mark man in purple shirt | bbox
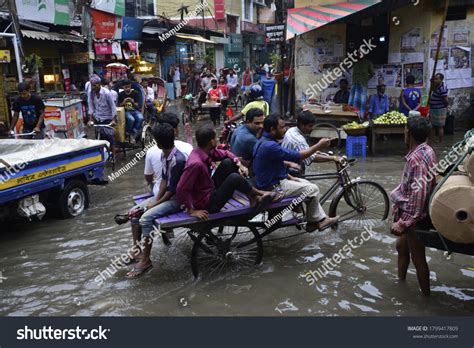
[176,125,276,220]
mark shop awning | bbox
[286,0,381,40]
[21,30,84,43]
[176,33,215,44]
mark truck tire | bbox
[59,180,89,219]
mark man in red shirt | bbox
[390,116,437,296]
[207,79,223,126]
[176,125,277,220]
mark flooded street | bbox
[1,119,473,317]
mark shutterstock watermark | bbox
[304,226,375,286]
[264,186,314,229]
[94,225,162,286]
[304,38,377,100]
[410,143,464,192]
[159,1,209,42]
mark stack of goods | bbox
[373,111,407,125]
[430,134,474,244]
[342,121,369,136]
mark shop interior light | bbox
[379,36,386,42]
[190,56,194,61]
[44,74,55,84]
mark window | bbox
[243,0,252,21]
[446,6,467,20]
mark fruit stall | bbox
[370,111,407,155]
[341,111,408,155]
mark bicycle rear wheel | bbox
[329,180,389,229]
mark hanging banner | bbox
[142,51,157,64]
[121,17,144,40]
[91,9,122,39]
[90,0,125,16]
[15,0,70,25]
[127,41,138,53]
[111,42,123,59]
[94,43,113,55]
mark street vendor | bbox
[9,82,45,139]
[333,79,350,104]
[368,84,389,120]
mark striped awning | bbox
[21,30,84,43]
[286,0,381,40]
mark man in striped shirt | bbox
[429,73,449,143]
[390,116,437,296]
[281,110,341,174]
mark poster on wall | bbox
[430,25,448,47]
[430,48,449,69]
[429,46,472,89]
[403,63,424,87]
[401,28,421,51]
[453,29,470,45]
[451,46,470,69]
[15,0,70,25]
[90,0,125,16]
[368,64,402,88]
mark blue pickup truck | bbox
[0,138,108,221]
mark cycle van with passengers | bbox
[0,138,109,222]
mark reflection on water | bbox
[0,133,473,316]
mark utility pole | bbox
[82,3,94,75]
[6,0,24,81]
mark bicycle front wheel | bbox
[329,180,389,229]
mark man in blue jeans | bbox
[127,123,186,279]
[118,79,143,144]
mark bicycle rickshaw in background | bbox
[141,76,169,145]
[132,155,389,278]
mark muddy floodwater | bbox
[1,122,473,316]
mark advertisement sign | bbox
[214,0,224,20]
[266,24,285,43]
[229,34,243,52]
[91,9,122,39]
[94,43,113,55]
[62,68,71,92]
[15,0,70,25]
[63,52,90,65]
[90,0,125,16]
[142,51,157,64]
[121,17,144,40]
[0,50,11,63]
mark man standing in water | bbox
[390,116,436,296]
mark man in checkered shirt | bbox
[390,116,437,296]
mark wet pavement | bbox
[0,110,473,316]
